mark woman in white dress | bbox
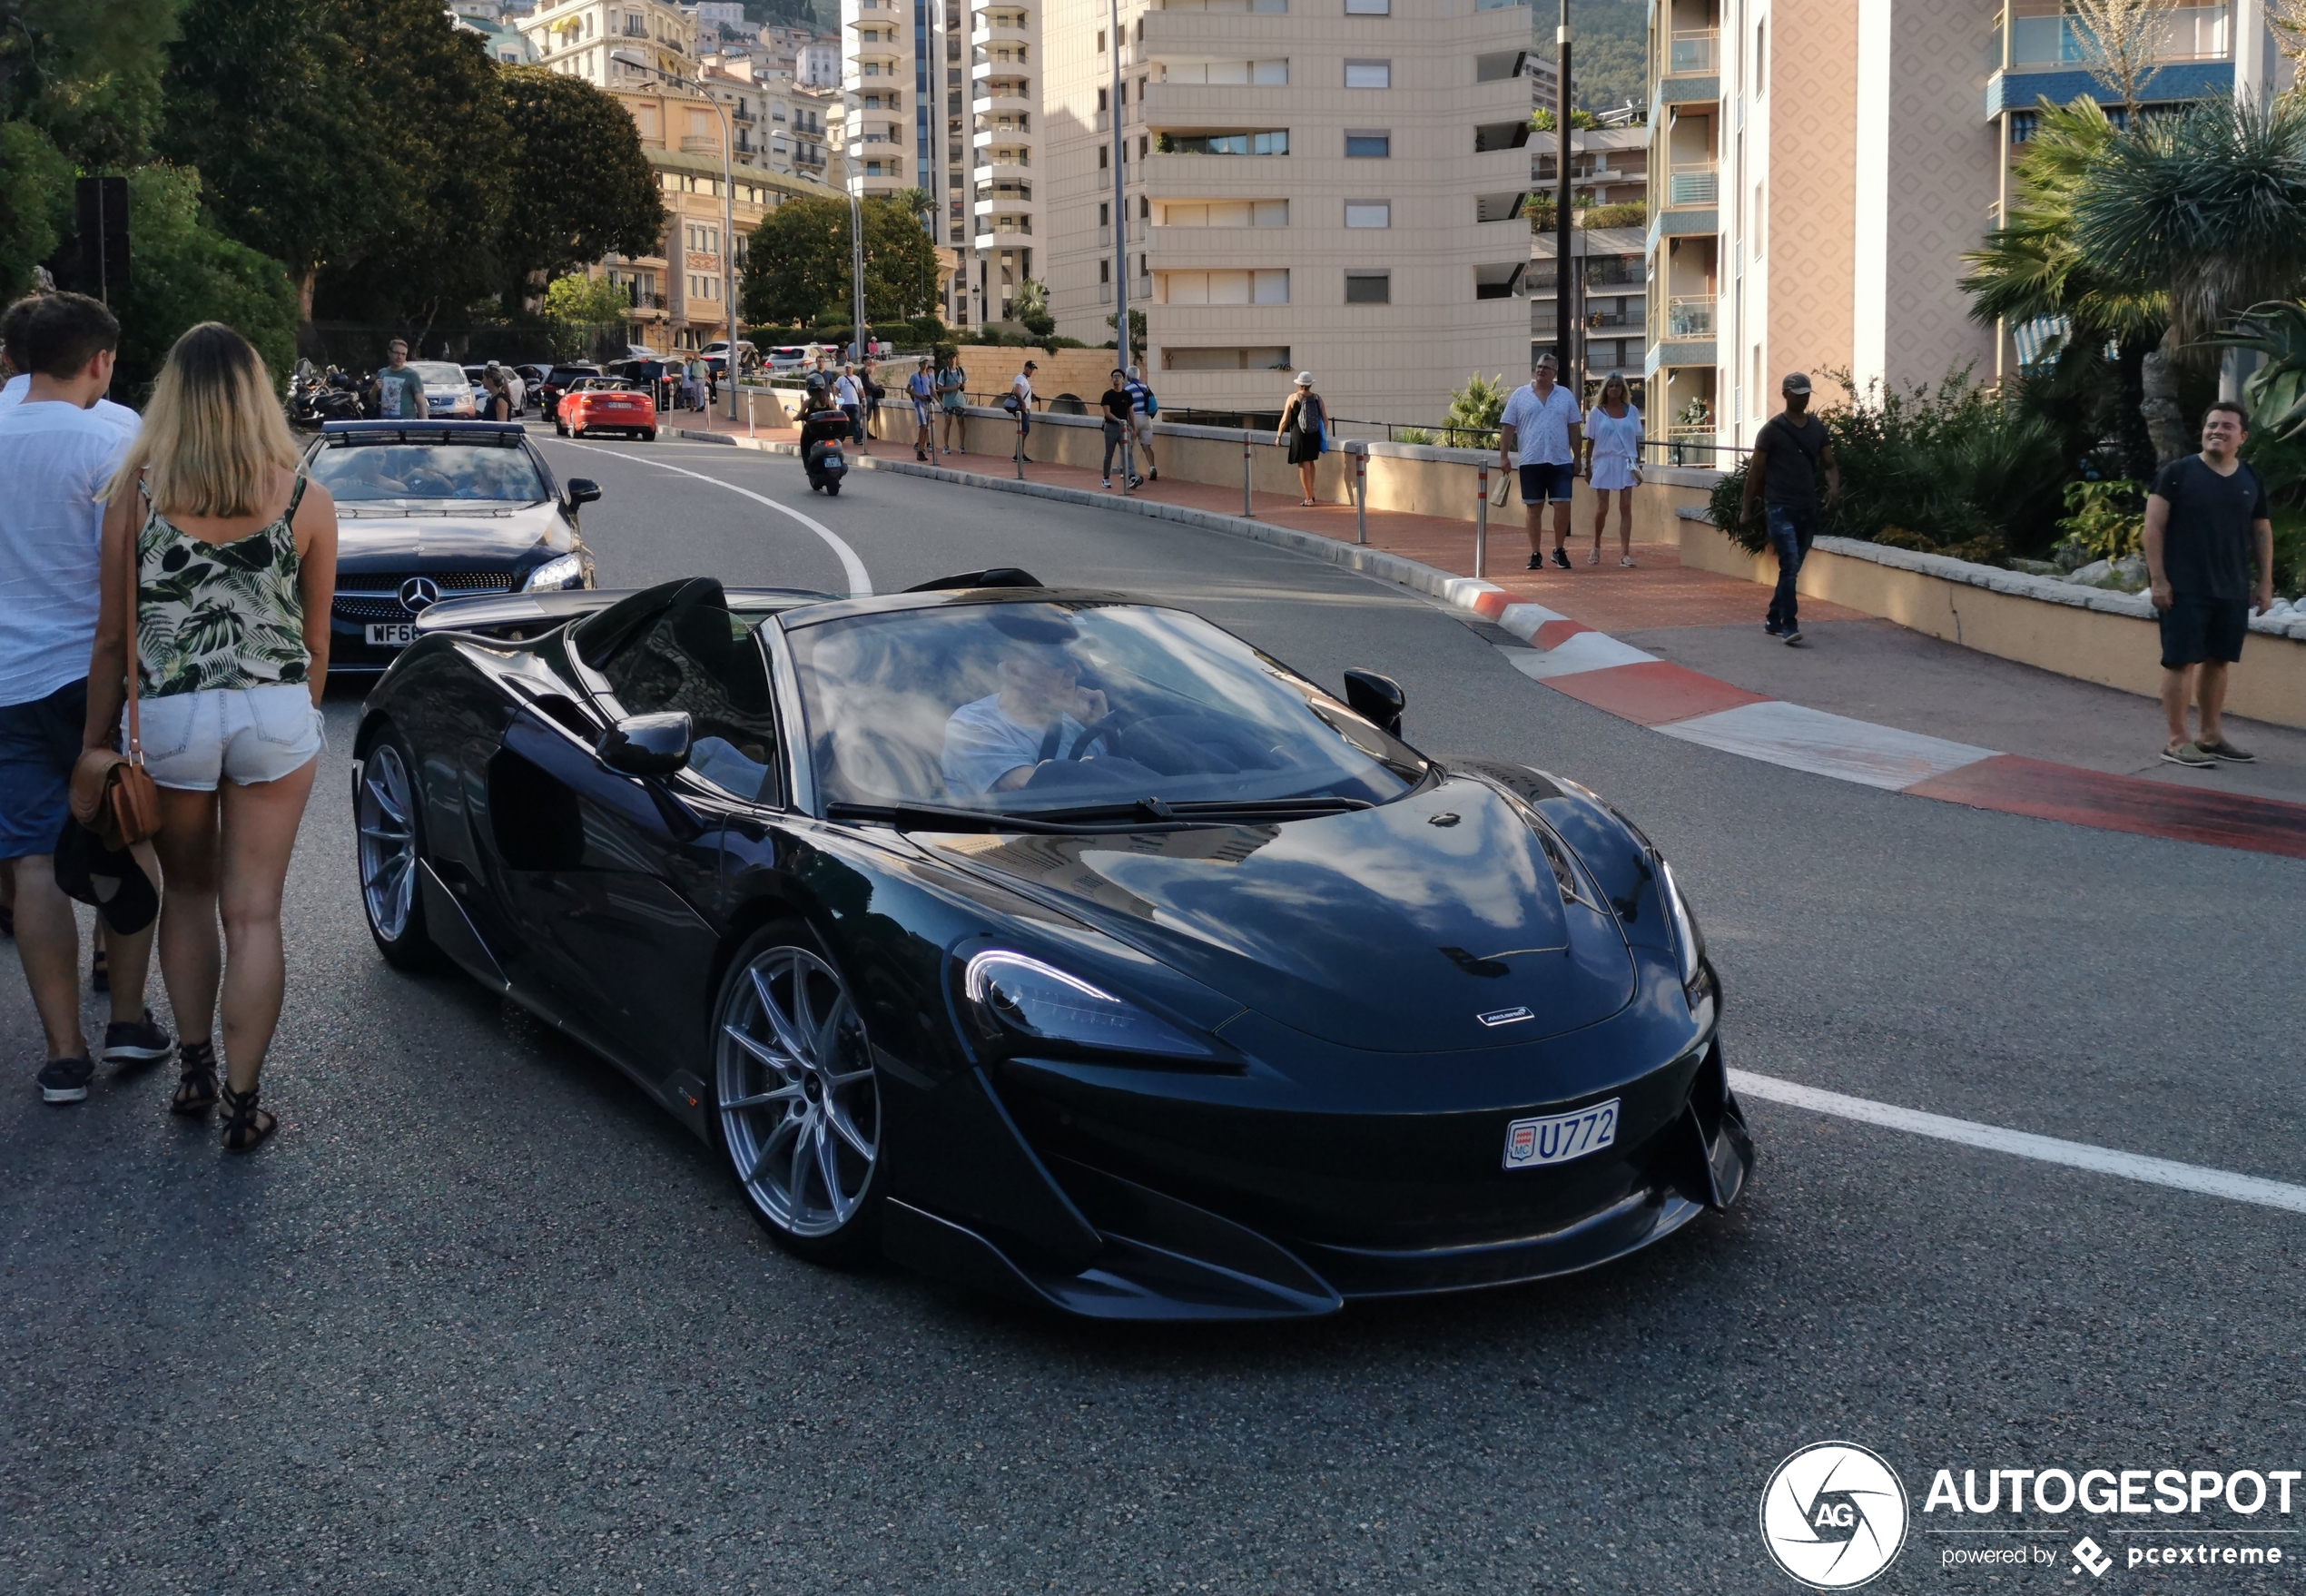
[1582,374,1643,567]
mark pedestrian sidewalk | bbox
[673,414,2306,857]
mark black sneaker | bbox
[1764,622,1784,636]
[39,1056,94,1104]
[1551,547,1572,569]
[1782,629,1806,647]
[103,1015,172,1067]
[1526,552,1545,570]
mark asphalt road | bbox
[5,427,2302,1594]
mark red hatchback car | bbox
[555,379,657,441]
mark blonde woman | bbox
[1582,372,1643,567]
[82,323,339,1152]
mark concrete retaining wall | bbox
[1678,511,2306,730]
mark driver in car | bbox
[330,448,415,498]
[941,627,1109,795]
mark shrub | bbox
[113,165,299,400]
[1396,428,1436,445]
[1708,368,2068,564]
[1582,202,1647,229]
[1444,371,1507,449]
[2054,479,2146,563]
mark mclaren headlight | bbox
[524,552,586,591]
[961,950,1214,1059]
[1657,858,1714,1010]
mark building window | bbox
[1164,345,1292,370]
[1344,200,1390,228]
[1159,200,1287,226]
[1344,130,1390,158]
[1344,270,1390,304]
[2009,109,2038,143]
[1158,131,1289,155]
[1344,60,1391,88]
[1345,0,1390,12]
[1158,269,1289,304]
[1162,60,1287,84]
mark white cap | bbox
[1295,370,1315,387]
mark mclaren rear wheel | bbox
[357,727,441,970]
[713,925,882,1262]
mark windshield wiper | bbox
[823,801,1083,834]
[1020,795,1377,824]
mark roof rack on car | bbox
[317,421,528,442]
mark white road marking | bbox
[552,438,872,596]
[1657,700,1996,790]
[1730,1069,2306,1217]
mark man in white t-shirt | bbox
[0,295,138,443]
[0,292,165,1106]
[941,633,1109,795]
[1010,360,1037,458]
[1498,353,1584,571]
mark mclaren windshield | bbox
[789,600,1427,822]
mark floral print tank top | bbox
[135,476,310,697]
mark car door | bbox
[495,589,782,1094]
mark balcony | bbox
[1473,120,1531,154]
[2005,4,2226,69]
[1665,294,1715,337]
[1664,161,1717,206]
[1985,4,2233,118]
[1667,28,1717,74]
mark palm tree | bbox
[1961,97,2167,473]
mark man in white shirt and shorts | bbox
[941,622,1109,796]
[1498,353,1584,570]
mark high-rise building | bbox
[1034,0,1537,425]
[1645,0,2280,459]
[1528,119,1649,398]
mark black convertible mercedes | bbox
[351,570,1750,1319]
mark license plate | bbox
[365,623,418,646]
[1503,1098,1619,1170]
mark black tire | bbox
[711,923,883,1264]
[555,419,567,437]
[639,429,655,441]
[356,724,443,970]
[824,481,841,497]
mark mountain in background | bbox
[1567,0,1645,115]
[742,0,841,34]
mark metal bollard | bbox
[746,390,756,439]
[1243,432,1253,517]
[1355,447,1368,546]
[1474,462,1489,581]
[1015,412,1027,480]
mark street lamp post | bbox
[612,49,740,421]
[1109,0,1130,491]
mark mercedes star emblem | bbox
[398,576,441,613]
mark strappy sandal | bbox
[172,1039,220,1116]
[219,1080,277,1154]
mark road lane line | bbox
[1730,1069,2306,1216]
[551,438,872,596]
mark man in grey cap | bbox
[1739,371,1838,645]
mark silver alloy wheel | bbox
[716,945,880,1237]
[358,743,418,941]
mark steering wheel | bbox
[1066,707,1140,760]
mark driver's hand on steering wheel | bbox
[1067,685,1110,724]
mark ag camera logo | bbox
[1760,1442,1910,1589]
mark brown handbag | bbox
[69,510,161,850]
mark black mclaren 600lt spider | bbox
[351,569,1751,1320]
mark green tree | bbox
[543,271,636,326]
[496,67,667,309]
[1566,0,1648,114]
[1444,371,1510,445]
[111,164,300,399]
[0,121,73,298]
[740,193,939,327]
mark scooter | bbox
[800,410,850,496]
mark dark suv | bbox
[537,363,602,421]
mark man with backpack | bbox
[1739,371,1839,647]
[1124,366,1159,481]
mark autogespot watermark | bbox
[1760,1449,2302,1585]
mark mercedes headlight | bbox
[1658,858,1713,1009]
[961,951,1213,1059]
[524,553,586,591]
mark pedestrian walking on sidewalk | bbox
[0,292,169,1107]
[84,322,340,1152]
[1100,369,1141,490]
[2145,399,2274,767]
[834,363,864,451]
[1125,366,1159,480]
[907,358,936,460]
[1739,372,1838,646]
[371,339,427,424]
[860,357,884,440]
[937,352,969,455]
[1499,354,1582,568]
[1009,362,1037,461]
[1276,372,1328,507]
[1583,374,1642,566]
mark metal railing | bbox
[1644,431,1747,469]
[1665,163,1718,206]
[2005,4,2229,69]
[1668,27,1719,74]
[1665,294,1716,338]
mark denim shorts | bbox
[0,677,86,861]
[129,684,324,791]
[1518,461,1576,503]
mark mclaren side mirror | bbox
[565,478,602,507]
[597,711,692,776]
[1342,669,1405,738]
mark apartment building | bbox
[522,0,823,348]
[1645,0,2281,458]
[1037,0,1539,425]
[1528,122,1650,393]
[698,63,844,183]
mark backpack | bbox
[1295,392,1323,435]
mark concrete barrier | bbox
[1678,509,2306,730]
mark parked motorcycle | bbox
[288,370,362,429]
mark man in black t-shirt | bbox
[2143,399,2274,767]
[1739,372,1839,646]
